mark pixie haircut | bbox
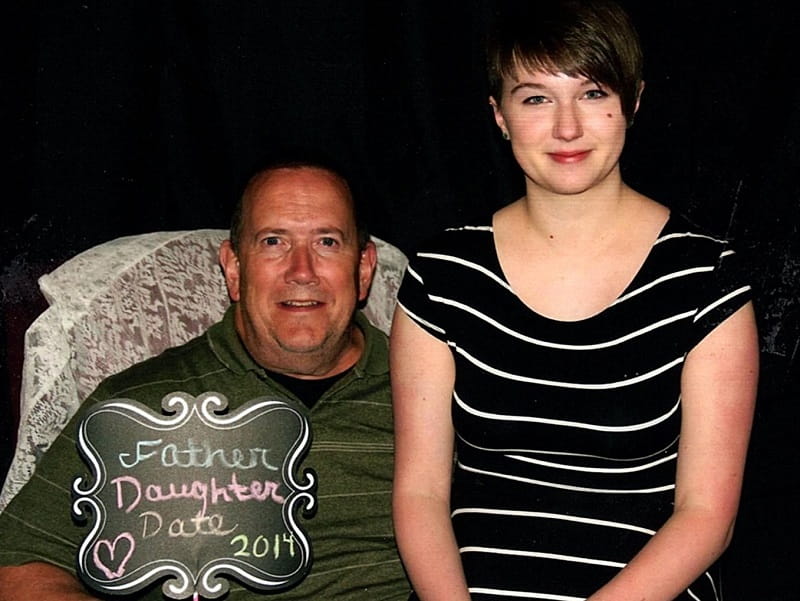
[229,155,370,253]
[487,0,643,125]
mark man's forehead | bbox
[244,167,356,232]
[254,165,345,188]
[251,167,349,201]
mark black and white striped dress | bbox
[397,213,751,601]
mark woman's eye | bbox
[585,89,609,100]
[522,95,547,105]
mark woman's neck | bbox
[511,179,645,253]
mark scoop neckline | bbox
[489,213,674,325]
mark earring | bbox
[502,131,510,140]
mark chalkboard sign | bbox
[72,392,316,599]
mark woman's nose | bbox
[553,102,583,141]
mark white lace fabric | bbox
[0,230,407,512]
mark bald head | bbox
[230,162,369,253]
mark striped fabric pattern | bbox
[397,214,751,601]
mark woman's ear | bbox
[634,80,645,114]
[489,96,509,139]
[627,81,645,127]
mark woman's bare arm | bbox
[588,302,759,601]
[390,308,471,601]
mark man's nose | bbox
[285,246,320,285]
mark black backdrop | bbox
[1,1,798,597]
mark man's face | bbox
[220,166,376,378]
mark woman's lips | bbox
[549,150,591,164]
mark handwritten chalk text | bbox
[118,438,280,471]
[230,533,297,559]
[111,473,286,516]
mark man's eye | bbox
[263,236,281,246]
[319,237,338,247]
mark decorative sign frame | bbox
[72,392,316,599]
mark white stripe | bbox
[457,433,680,463]
[451,508,656,535]
[454,390,681,432]
[506,452,677,474]
[612,266,713,305]
[417,252,514,292]
[396,300,446,334]
[655,231,727,245]
[693,286,751,322]
[461,546,625,569]
[429,295,694,350]
[468,587,584,600]
[453,346,685,390]
[457,461,676,494]
[700,569,720,601]
[445,225,493,232]
[405,263,424,285]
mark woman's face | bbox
[491,66,636,197]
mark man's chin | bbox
[274,332,333,356]
[277,340,327,355]
[272,337,356,379]
[240,317,359,372]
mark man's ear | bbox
[219,240,241,302]
[357,241,378,302]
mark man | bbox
[0,161,410,600]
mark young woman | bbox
[390,1,759,600]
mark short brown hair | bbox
[487,0,643,125]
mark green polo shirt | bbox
[0,308,409,600]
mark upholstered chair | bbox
[0,230,407,511]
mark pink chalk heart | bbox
[92,532,136,579]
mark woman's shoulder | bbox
[403,219,499,285]
[412,220,495,255]
[649,211,744,276]
[658,212,734,248]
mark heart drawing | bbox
[92,532,136,580]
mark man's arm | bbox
[0,563,98,601]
